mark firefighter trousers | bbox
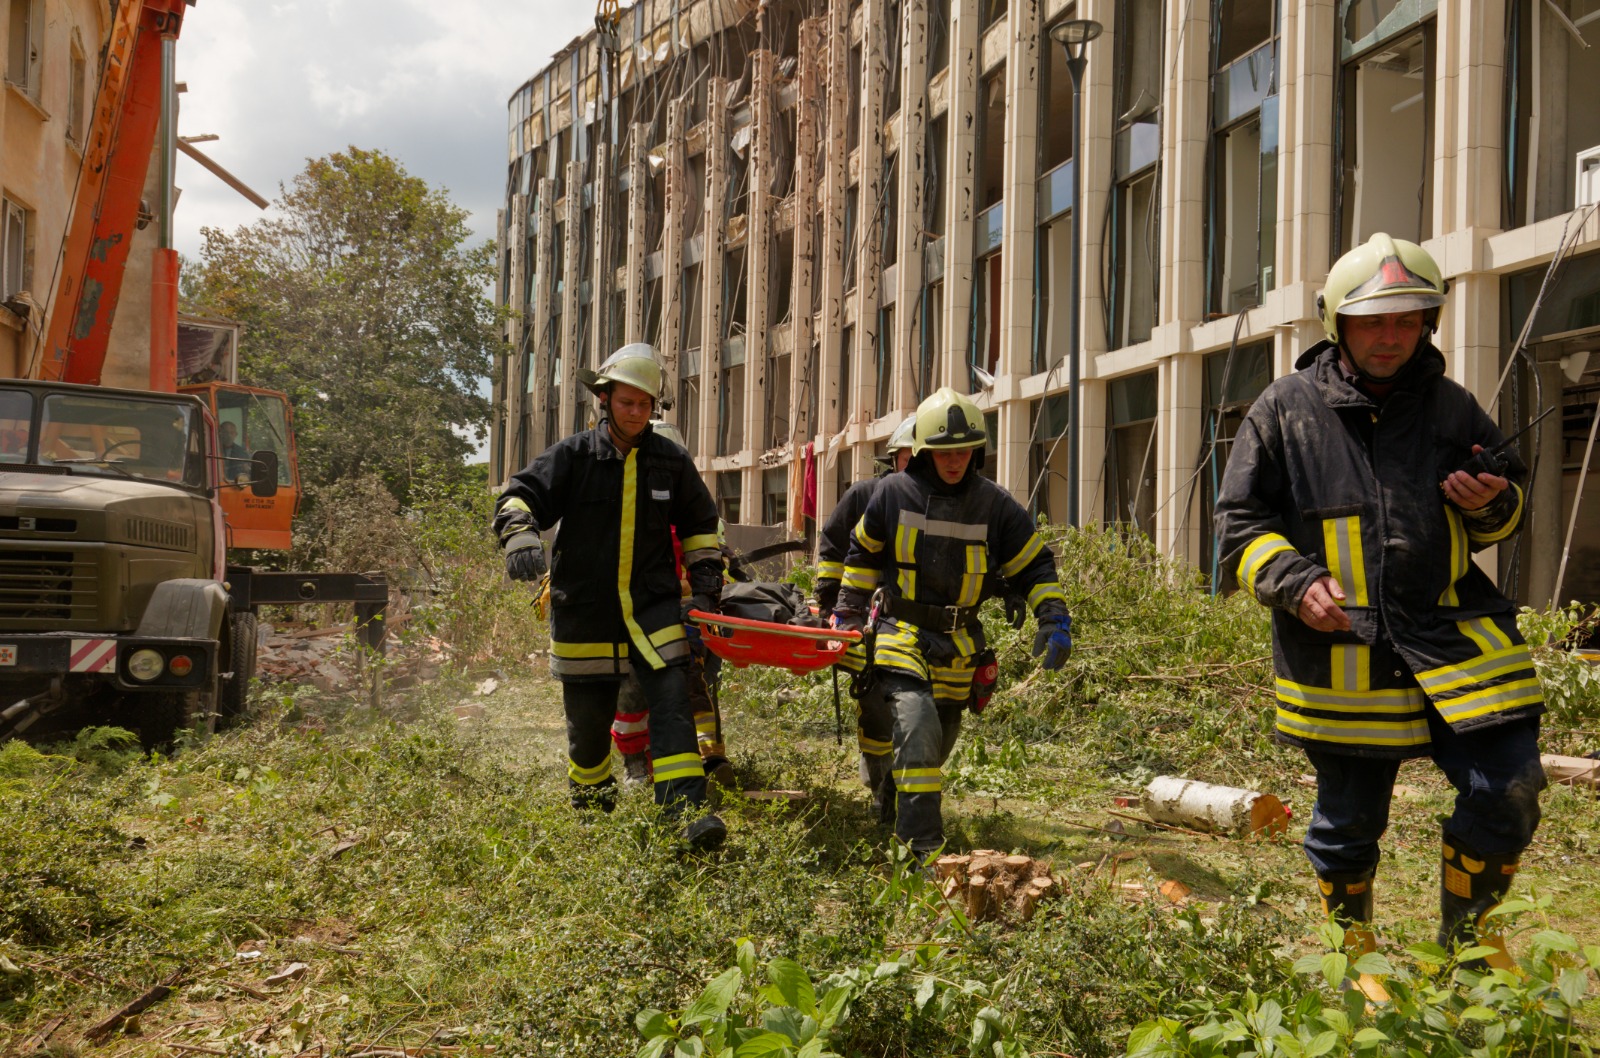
[562,651,708,813]
[1303,712,1544,877]
[877,670,967,857]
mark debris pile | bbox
[254,621,452,693]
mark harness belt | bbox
[880,594,984,635]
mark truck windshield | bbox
[0,390,31,463]
[215,387,293,486]
[36,394,204,487]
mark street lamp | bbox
[1048,18,1100,528]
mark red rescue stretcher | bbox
[687,609,860,675]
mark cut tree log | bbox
[966,875,991,921]
[1542,753,1600,789]
[1140,775,1289,837]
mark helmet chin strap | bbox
[1338,344,1393,385]
[600,395,650,448]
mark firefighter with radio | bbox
[493,344,729,849]
[834,387,1073,859]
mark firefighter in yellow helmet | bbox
[1216,234,1544,997]
[834,388,1072,859]
[493,345,729,849]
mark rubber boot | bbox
[1318,871,1389,1004]
[702,755,737,790]
[1439,832,1519,973]
[862,751,895,826]
[683,812,727,852]
[621,751,651,787]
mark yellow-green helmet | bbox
[582,343,665,401]
[912,387,986,454]
[1318,233,1447,344]
[886,414,916,453]
[650,419,686,448]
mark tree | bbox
[187,148,504,501]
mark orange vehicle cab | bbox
[179,382,301,551]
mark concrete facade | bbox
[494,0,1600,603]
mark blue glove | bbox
[504,531,547,581]
[1032,613,1073,671]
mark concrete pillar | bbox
[661,102,686,424]
[1156,352,1204,563]
[591,143,613,367]
[817,0,851,521]
[894,0,929,409]
[793,18,824,454]
[531,178,556,455]
[1075,0,1115,524]
[1526,353,1566,607]
[1283,0,1336,293]
[1161,0,1208,330]
[701,80,729,463]
[744,47,774,518]
[559,160,583,442]
[856,0,887,440]
[491,206,506,482]
[996,0,1040,495]
[940,0,979,392]
[625,122,648,345]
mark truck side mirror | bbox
[250,450,280,497]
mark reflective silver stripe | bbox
[899,510,988,541]
[1414,644,1534,696]
[551,655,630,676]
[682,547,721,567]
[1432,677,1545,723]
[1275,709,1431,747]
[1274,679,1426,714]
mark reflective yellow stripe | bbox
[1027,582,1067,610]
[619,450,665,670]
[956,544,986,607]
[853,519,884,553]
[836,640,868,672]
[897,568,918,597]
[1439,509,1468,606]
[1276,708,1432,747]
[568,757,613,784]
[874,625,929,680]
[551,640,628,658]
[695,718,719,735]
[500,496,532,514]
[894,524,919,564]
[681,533,719,553]
[893,767,942,792]
[1465,483,1524,545]
[652,752,705,783]
[552,656,632,676]
[1000,533,1044,578]
[1274,679,1427,714]
[1432,677,1544,723]
[951,627,977,657]
[858,733,893,755]
[1321,516,1369,606]
[1239,533,1295,599]
[1415,643,1535,696]
[1329,644,1371,693]
[649,624,686,646]
[816,560,845,580]
[842,565,881,590]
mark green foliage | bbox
[1126,904,1600,1057]
[186,147,504,504]
[46,726,143,776]
[1519,604,1600,727]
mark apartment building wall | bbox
[1,0,109,377]
[494,0,1600,603]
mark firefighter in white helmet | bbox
[493,344,728,849]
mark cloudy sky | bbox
[172,0,596,259]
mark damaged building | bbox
[490,0,1600,605]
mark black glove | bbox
[689,592,718,615]
[816,580,841,615]
[504,531,546,581]
[1003,592,1027,630]
[833,608,866,633]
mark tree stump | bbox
[936,853,1062,924]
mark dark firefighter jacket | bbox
[493,424,722,680]
[1214,339,1543,759]
[817,477,881,614]
[838,458,1068,703]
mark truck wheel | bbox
[217,610,258,728]
[140,691,215,751]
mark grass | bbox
[2,526,1599,1057]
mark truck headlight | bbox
[128,649,165,682]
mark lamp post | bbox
[1048,18,1100,528]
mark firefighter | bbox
[494,344,729,849]
[834,388,1073,860]
[816,415,915,822]
[1215,233,1545,994]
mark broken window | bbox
[1105,370,1158,536]
[805,338,820,437]
[6,0,42,98]
[836,449,854,503]
[690,43,712,126]
[680,346,701,458]
[1199,341,1273,583]
[646,275,664,346]
[729,136,750,217]
[928,0,950,76]
[1028,394,1072,522]
[725,247,748,336]
[1208,0,1279,316]
[1508,0,1600,225]
[920,280,943,401]
[848,43,864,152]
[1336,23,1434,255]
[684,263,704,352]
[1,195,31,301]
[844,186,860,291]
[981,0,1008,30]
[763,467,789,525]
[770,230,795,326]
[925,115,948,238]
[1035,215,1075,376]
[687,153,707,237]
[720,358,745,455]
[979,411,999,481]
[767,353,792,447]
[971,250,1003,387]
[977,67,1007,210]
[876,303,895,418]
[838,324,854,430]
[1111,0,1162,349]
[881,157,899,266]
[68,33,86,147]
[1039,16,1078,174]
[718,471,743,523]
[884,0,903,117]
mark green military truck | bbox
[0,379,385,747]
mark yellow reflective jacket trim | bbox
[894,524,919,564]
[1276,708,1432,747]
[1438,509,1469,606]
[618,451,666,670]
[842,565,881,590]
[1431,677,1545,723]
[649,624,687,647]
[1415,643,1536,697]
[568,757,613,785]
[1456,615,1513,655]
[1329,644,1371,692]
[1239,533,1295,599]
[551,640,629,659]
[1027,582,1067,610]
[1465,483,1524,545]
[956,544,986,607]
[499,496,532,515]
[680,532,719,553]
[652,752,706,783]
[897,568,918,597]
[1000,533,1045,578]
[858,733,893,755]
[853,519,884,553]
[816,560,845,580]
[1321,516,1370,606]
[1274,679,1427,714]
[893,766,942,792]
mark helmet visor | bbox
[1337,291,1446,317]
